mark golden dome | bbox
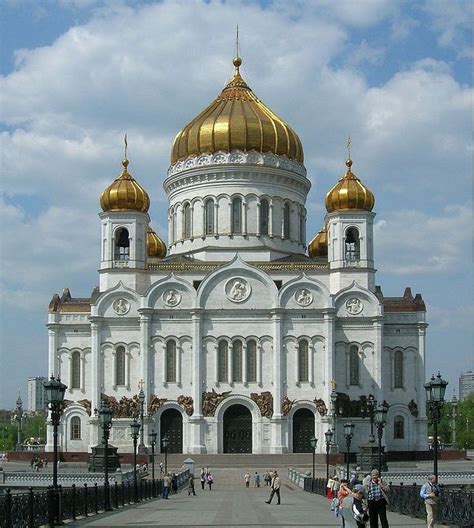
[147,227,167,259]
[171,57,304,164]
[100,159,150,213]
[308,225,328,258]
[325,159,375,213]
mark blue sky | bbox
[0,0,472,408]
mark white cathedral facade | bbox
[46,56,428,456]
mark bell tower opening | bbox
[115,228,130,261]
[345,227,360,263]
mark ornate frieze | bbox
[251,391,273,418]
[313,398,328,416]
[101,393,140,418]
[177,395,194,416]
[148,395,167,414]
[78,399,92,416]
[281,396,295,416]
[202,389,231,417]
[408,399,419,417]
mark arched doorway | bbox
[160,408,183,453]
[293,408,315,453]
[223,404,252,453]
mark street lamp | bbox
[310,436,318,479]
[343,422,355,480]
[130,419,141,502]
[451,393,458,447]
[162,434,169,475]
[374,403,389,474]
[137,388,147,454]
[13,394,25,451]
[361,394,377,443]
[330,387,338,450]
[325,429,333,480]
[97,399,113,511]
[149,429,157,490]
[43,375,67,524]
[425,372,448,479]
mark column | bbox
[214,202,219,235]
[162,343,167,385]
[242,200,248,236]
[309,343,314,385]
[324,310,335,409]
[295,343,300,384]
[269,201,274,237]
[270,311,285,453]
[417,322,428,419]
[189,310,205,453]
[140,312,151,396]
[257,343,262,386]
[373,317,383,399]
[256,203,261,236]
[242,343,247,384]
[90,319,102,416]
[177,343,182,386]
[214,343,219,384]
[228,343,233,384]
[47,323,59,377]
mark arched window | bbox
[231,197,242,234]
[298,340,309,382]
[71,351,81,389]
[70,416,81,440]
[349,345,359,385]
[183,203,191,239]
[283,203,290,238]
[166,340,177,383]
[345,228,360,262]
[218,340,228,382]
[115,228,130,260]
[247,340,257,382]
[116,346,126,386]
[232,341,243,382]
[394,350,403,388]
[299,206,305,244]
[394,415,404,439]
[260,199,269,235]
[205,199,214,235]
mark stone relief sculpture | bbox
[78,399,92,416]
[101,393,140,418]
[177,395,194,416]
[345,298,363,315]
[251,391,273,418]
[112,298,130,315]
[408,399,419,417]
[164,289,181,307]
[225,278,250,303]
[202,389,231,417]
[314,398,328,416]
[148,395,168,414]
[295,288,313,307]
[281,396,295,416]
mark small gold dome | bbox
[308,225,328,258]
[325,159,375,213]
[147,227,167,259]
[100,159,150,213]
[171,57,304,164]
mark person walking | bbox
[207,472,214,490]
[244,472,250,488]
[188,474,196,496]
[265,470,281,505]
[254,471,261,488]
[340,485,370,528]
[363,469,389,528]
[200,471,206,490]
[420,474,440,528]
[171,473,178,494]
[162,473,172,499]
[159,461,164,475]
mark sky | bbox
[0,0,472,409]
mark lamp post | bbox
[325,429,333,480]
[374,403,388,474]
[43,375,67,524]
[343,422,355,480]
[361,394,377,443]
[330,387,338,450]
[162,435,169,475]
[424,372,448,479]
[451,393,458,447]
[310,436,318,479]
[97,399,113,511]
[130,419,141,502]
[13,394,24,451]
[137,388,147,454]
[149,429,157,490]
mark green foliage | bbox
[0,413,47,452]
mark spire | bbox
[124,133,128,160]
[233,24,242,74]
[346,135,353,171]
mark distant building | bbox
[27,377,47,412]
[459,371,474,400]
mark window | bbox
[166,340,177,383]
[299,206,305,244]
[71,351,81,389]
[183,203,191,239]
[260,199,269,235]
[116,346,126,386]
[70,416,81,440]
[345,228,360,262]
[115,228,130,260]
[394,416,404,439]
[205,199,214,235]
[283,203,290,238]
[218,340,228,382]
[231,197,242,234]
[247,340,257,382]
[349,345,359,385]
[232,341,243,382]
[394,350,403,388]
[298,340,309,382]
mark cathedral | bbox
[46,55,428,456]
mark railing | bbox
[0,469,189,528]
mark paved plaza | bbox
[70,468,427,527]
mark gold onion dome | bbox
[171,56,304,164]
[100,159,150,213]
[308,225,328,258]
[147,227,167,259]
[325,159,375,213]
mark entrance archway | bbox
[160,408,183,453]
[292,408,315,453]
[223,404,252,453]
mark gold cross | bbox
[347,135,351,159]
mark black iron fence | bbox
[303,477,473,528]
[0,470,190,528]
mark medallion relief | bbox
[295,288,313,307]
[225,278,251,303]
[163,289,181,307]
[112,298,130,315]
[345,298,363,315]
